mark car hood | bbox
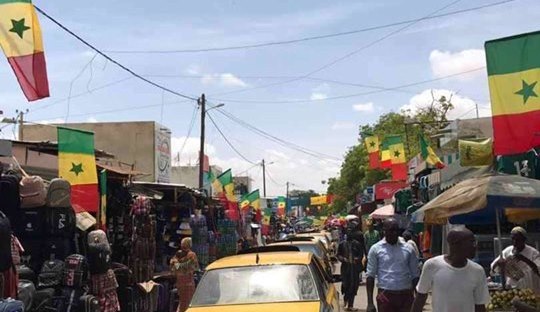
[186,301,321,312]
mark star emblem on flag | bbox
[394,150,401,158]
[70,162,84,176]
[369,141,376,148]
[9,18,31,39]
[515,79,538,104]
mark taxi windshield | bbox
[190,264,319,306]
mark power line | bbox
[175,105,200,164]
[210,67,485,104]
[203,0,466,98]
[214,108,341,161]
[265,168,287,187]
[206,112,256,165]
[104,0,516,54]
[34,6,198,102]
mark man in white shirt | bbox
[491,226,540,294]
[411,228,490,312]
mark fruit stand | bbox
[487,289,539,311]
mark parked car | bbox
[186,251,341,312]
[269,240,334,275]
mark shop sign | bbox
[155,125,171,183]
[374,181,408,200]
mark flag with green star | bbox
[0,0,49,101]
[363,134,380,169]
[58,127,99,213]
[386,135,407,181]
[485,31,540,155]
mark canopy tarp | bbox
[370,204,395,219]
[414,173,540,224]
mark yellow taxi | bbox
[268,240,334,276]
[186,251,341,312]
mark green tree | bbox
[327,93,454,213]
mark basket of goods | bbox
[487,288,538,311]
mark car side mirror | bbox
[331,274,341,283]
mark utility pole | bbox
[475,103,480,119]
[17,110,25,141]
[262,159,266,197]
[198,94,206,189]
[286,181,290,213]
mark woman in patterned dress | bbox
[171,237,200,312]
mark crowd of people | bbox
[334,217,540,312]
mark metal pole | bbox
[18,111,24,141]
[286,181,290,215]
[475,103,480,119]
[198,94,206,189]
[495,208,506,289]
[262,159,266,197]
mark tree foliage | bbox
[327,94,454,213]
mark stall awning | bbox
[370,204,395,219]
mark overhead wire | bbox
[103,0,516,54]
[265,168,287,187]
[206,111,257,165]
[34,6,198,102]
[175,105,199,164]
[205,0,467,98]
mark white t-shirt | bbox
[417,255,490,312]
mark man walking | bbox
[338,220,365,311]
[366,218,419,312]
[364,220,380,254]
[411,227,489,312]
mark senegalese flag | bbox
[380,140,392,169]
[217,169,236,202]
[262,208,272,226]
[240,189,260,212]
[58,127,98,213]
[419,133,445,169]
[99,169,107,229]
[387,135,407,181]
[208,169,222,195]
[459,138,493,167]
[486,31,540,155]
[364,134,380,169]
[0,0,49,101]
[276,196,286,216]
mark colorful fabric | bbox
[99,169,107,229]
[98,291,121,312]
[365,135,380,169]
[459,138,493,167]
[240,189,260,212]
[364,230,381,252]
[485,31,540,155]
[0,0,49,101]
[1,266,18,299]
[497,150,539,179]
[90,269,118,296]
[419,133,445,169]
[58,127,99,213]
[380,139,392,169]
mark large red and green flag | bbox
[58,127,98,213]
[0,0,49,101]
[240,189,260,212]
[364,134,380,169]
[217,169,236,202]
[387,135,407,181]
[485,31,540,155]
[380,140,392,169]
[419,133,445,169]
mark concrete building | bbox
[233,176,252,197]
[22,121,171,182]
[170,165,222,194]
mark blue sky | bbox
[1,0,539,195]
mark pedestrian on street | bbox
[491,226,540,294]
[410,228,490,312]
[403,231,420,259]
[366,218,419,312]
[171,237,200,312]
[337,221,365,311]
[364,219,380,254]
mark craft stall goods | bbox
[190,211,209,269]
[216,219,239,259]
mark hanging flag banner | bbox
[99,169,107,229]
[387,135,407,181]
[215,169,236,202]
[485,31,540,155]
[419,133,445,169]
[240,189,260,212]
[276,196,286,216]
[459,138,493,167]
[310,195,327,206]
[364,134,380,169]
[58,127,99,213]
[0,0,49,101]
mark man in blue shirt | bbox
[366,218,419,312]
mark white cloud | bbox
[201,73,248,88]
[38,118,65,125]
[86,117,98,123]
[429,49,486,80]
[310,83,331,101]
[352,102,375,112]
[185,65,201,75]
[331,121,356,130]
[401,89,491,120]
